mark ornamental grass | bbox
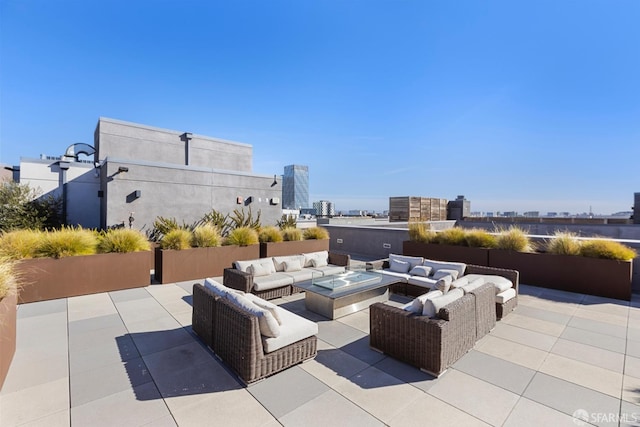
[281,227,303,242]
[161,229,193,250]
[303,226,329,240]
[464,228,497,248]
[259,226,283,243]
[36,227,98,258]
[408,222,436,243]
[191,224,222,248]
[495,227,534,252]
[98,228,151,253]
[225,226,259,246]
[0,229,43,260]
[546,231,581,256]
[579,239,636,261]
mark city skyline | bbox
[1,1,638,215]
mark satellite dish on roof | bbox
[63,143,96,161]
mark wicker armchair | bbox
[369,290,477,377]
[224,251,351,300]
[192,283,317,384]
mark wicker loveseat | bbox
[192,280,318,384]
[367,255,519,320]
[369,283,496,376]
[224,251,351,300]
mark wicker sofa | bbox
[369,282,496,376]
[367,255,519,320]
[192,280,318,384]
[224,251,351,300]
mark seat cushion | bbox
[389,254,423,270]
[464,274,513,294]
[404,289,443,314]
[310,265,346,276]
[433,269,460,281]
[262,306,318,353]
[424,288,464,318]
[449,277,469,290]
[460,278,486,294]
[381,269,411,282]
[253,272,295,291]
[407,275,438,289]
[421,259,466,277]
[409,265,432,277]
[284,268,316,283]
[273,255,304,272]
[225,292,281,338]
[234,258,264,273]
[496,287,517,304]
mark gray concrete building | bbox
[18,117,284,231]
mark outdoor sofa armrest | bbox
[328,251,350,267]
[464,264,520,294]
[366,258,389,271]
[192,283,217,348]
[223,267,254,293]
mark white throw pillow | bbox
[389,253,423,270]
[449,277,469,289]
[225,292,281,338]
[432,269,460,280]
[304,251,329,267]
[389,258,410,273]
[311,256,328,268]
[424,288,464,318]
[244,293,283,325]
[435,274,454,294]
[284,259,302,272]
[405,289,443,314]
[248,263,270,277]
[409,265,432,277]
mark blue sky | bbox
[1,1,639,215]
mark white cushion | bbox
[310,265,346,276]
[389,253,423,270]
[435,274,454,293]
[389,258,410,273]
[273,255,304,272]
[381,269,411,282]
[253,272,295,291]
[460,279,486,294]
[204,278,243,297]
[405,289,443,314]
[432,269,460,280]
[234,258,262,273]
[311,257,328,268]
[409,265,432,277]
[407,275,438,289]
[422,259,466,277]
[496,287,517,304]
[244,293,283,325]
[303,251,329,268]
[450,277,469,289]
[262,307,318,353]
[248,262,271,277]
[283,268,315,282]
[464,274,513,294]
[284,259,303,272]
[424,288,464,318]
[225,292,281,337]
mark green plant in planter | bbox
[0,257,18,300]
[408,222,436,243]
[191,224,222,248]
[36,227,98,258]
[200,209,230,237]
[277,214,297,229]
[97,229,151,253]
[465,228,497,248]
[579,239,636,261]
[161,229,193,250]
[435,227,467,246]
[303,226,329,240]
[259,226,283,243]
[0,229,43,260]
[225,226,259,246]
[282,227,303,241]
[546,231,581,256]
[495,227,534,252]
[227,207,261,232]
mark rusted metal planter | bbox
[403,241,490,266]
[155,245,260,284]
[259,239,329,258]
[17,251,152,304]
[0,291,17,391]
[489,250,633,301]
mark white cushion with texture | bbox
[310,265,346,276]
[262,307,318,353]
[389,254,423,270]
[389,258,410,273]
[283,268,315,282]
[409,265,432,277]
[284,259,303,272]
[424,288,464,318]
[204,278,235,297]
[225,292,280,337]
[435,274,454,293]
[303,251,329,268]
[234,258,262,273]
[422,259,466,278]
[464,274,513,294]
[433,269,460,280]
[450,277,469,289]
[381,269,411,282]
[405,289,443,314]
[496,287,517,304]
[252,272,295,291]
[311,257,328,268]
[460,278,487,294]
[407,275,438,289]
[248,262,271,277]
[244,293,283,324]
[273,255,304,272]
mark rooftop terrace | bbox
[2,261,640,426]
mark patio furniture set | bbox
[192,250,519,383]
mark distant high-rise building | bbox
[313,200,334,217]
[282,165,309,210]
[447,195,471,220]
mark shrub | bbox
[97,229,150,253]
[303,226,329,240]
[161,229,193,250]
[191,224,222,248]
[408,222,436,243]
[225,226,259,246]
[435,227,467,246]
[0,229,43,260]
[36,227,98,258]
[546,231,581,256]
[259,226,283,243]
[465,228,497,248]
[277,214,297,229]
[282,227,303,242]
[227,207,261,232]
[0,257,18,300]
[0,179,63,231]
[495,227,534,252]
[579,239,636,261]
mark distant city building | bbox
[503,211,518,217]
[447,195,471,220]
[523,211,540,218]
[634,193,640,224]
[546,212,558,217]
[389,196,448,222]
[282,165,309,210]
[313,200,334,217]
